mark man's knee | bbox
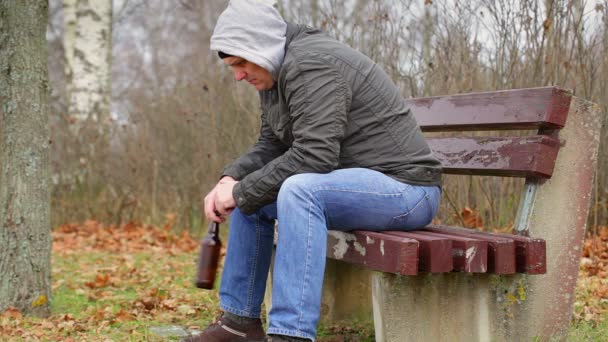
[278,173,317,201]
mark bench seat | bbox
[327,225,545,276]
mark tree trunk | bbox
[62,0,112,208]
[0,1,52,317]
[63,0,112,127]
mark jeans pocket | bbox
[387,185,441,230]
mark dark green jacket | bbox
[223,24,442,215]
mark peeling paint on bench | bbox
[328,231,355,260]
[354,241,366,256]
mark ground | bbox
[1,220,607,341]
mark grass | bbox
[1,221,608,341]
[569,319,608,341]
[1,222,374,341]
[53,250,222,340]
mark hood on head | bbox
[210,0,287,80]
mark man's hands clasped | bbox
[204,176,238,223]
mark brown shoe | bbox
[182,313,266,342]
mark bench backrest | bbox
[409,86,569,178]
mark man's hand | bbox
[203,176,237,223]
[214,180,237,216]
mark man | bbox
[189,1,442,341]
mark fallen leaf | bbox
[85,273,111,289]
[31,295,47,307]
[2,307,22,319]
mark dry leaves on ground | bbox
[575,226,608,322]
[1,219,220,341]
[52,218,198,255]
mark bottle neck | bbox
[208,222,219,236]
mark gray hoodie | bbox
[211,3,442,215]
[210,0,286,79]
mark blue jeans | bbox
[219,168,441,340]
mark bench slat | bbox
[385,231,453,273]
[412,86,571,132]
[429,135,560,178]
[424,226,516,274]
[414,231,488,273]
[426,225,546,274]
[510,236,546,274]
[326,231,419,275]
[325,228,543,274]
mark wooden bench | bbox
[321,87,601,341]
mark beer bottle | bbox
[195,221,222,289]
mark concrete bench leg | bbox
[371,96,601,342]
[320,259,374,323]
[372,273,499,341]
[265,256,374,326]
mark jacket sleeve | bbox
[221,113,289,181]
[233,56,352,214]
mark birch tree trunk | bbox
[62,0,112,194]
[0,1,52,317]
[63,0,112,127]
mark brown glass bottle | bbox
[195,221,222,289]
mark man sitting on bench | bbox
[191,1,442,341]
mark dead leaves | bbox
[135,288,165,311]
[4,219,608,339]
[453,207,513,233]
[455,207,484,229]
[2,307,23,320]
[1,309,85,340]
[581,227,608,277]
[1,219,211,340]
[52,219,198,255]
[85,273,112,289]
[574,226,608,322]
